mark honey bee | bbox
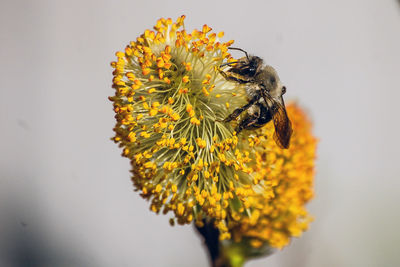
[218,47,292,149]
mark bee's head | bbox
[227,47,262,76]
[244,56,263,76]
[224,55,263,78]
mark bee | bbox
[218,47,292,149]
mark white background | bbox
[1,0,400,266]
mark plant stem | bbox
[195,221,245,267]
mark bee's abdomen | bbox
[255,103,273,125]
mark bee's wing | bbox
[262,93,293,149]
[272,98,293,149]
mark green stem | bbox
[195,221,245,267]
[195,220,274,267]
[224,245,245,267]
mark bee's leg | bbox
[217,67,250,84]
[235,114,259,133]
[219,61,240,67]
[224,95,260,122]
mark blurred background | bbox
[1,0,400,266]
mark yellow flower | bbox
[109,16,317,249]
[228,104,317,249]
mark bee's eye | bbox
[270,77,276,84]
[282,86,287,95]
[243,67,256,76]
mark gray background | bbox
[1,0,400,266]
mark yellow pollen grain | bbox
[171,184,177,193]
[196,138,206,148]
[155,184,162,193]
[142,68,151,75]
[149,109,158,116]
[186,103,193,113]
[182,76,190,83]
[190,117,200,125]
[171,113,180,121]
[151,102,160,108]
[177,203,185,216]
[202,87,209,96]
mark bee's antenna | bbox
[228,47,250,61]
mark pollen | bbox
[186,103,193,114]
[182,76,190,83]
[183,62,192,71]
[110,15,316,250]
